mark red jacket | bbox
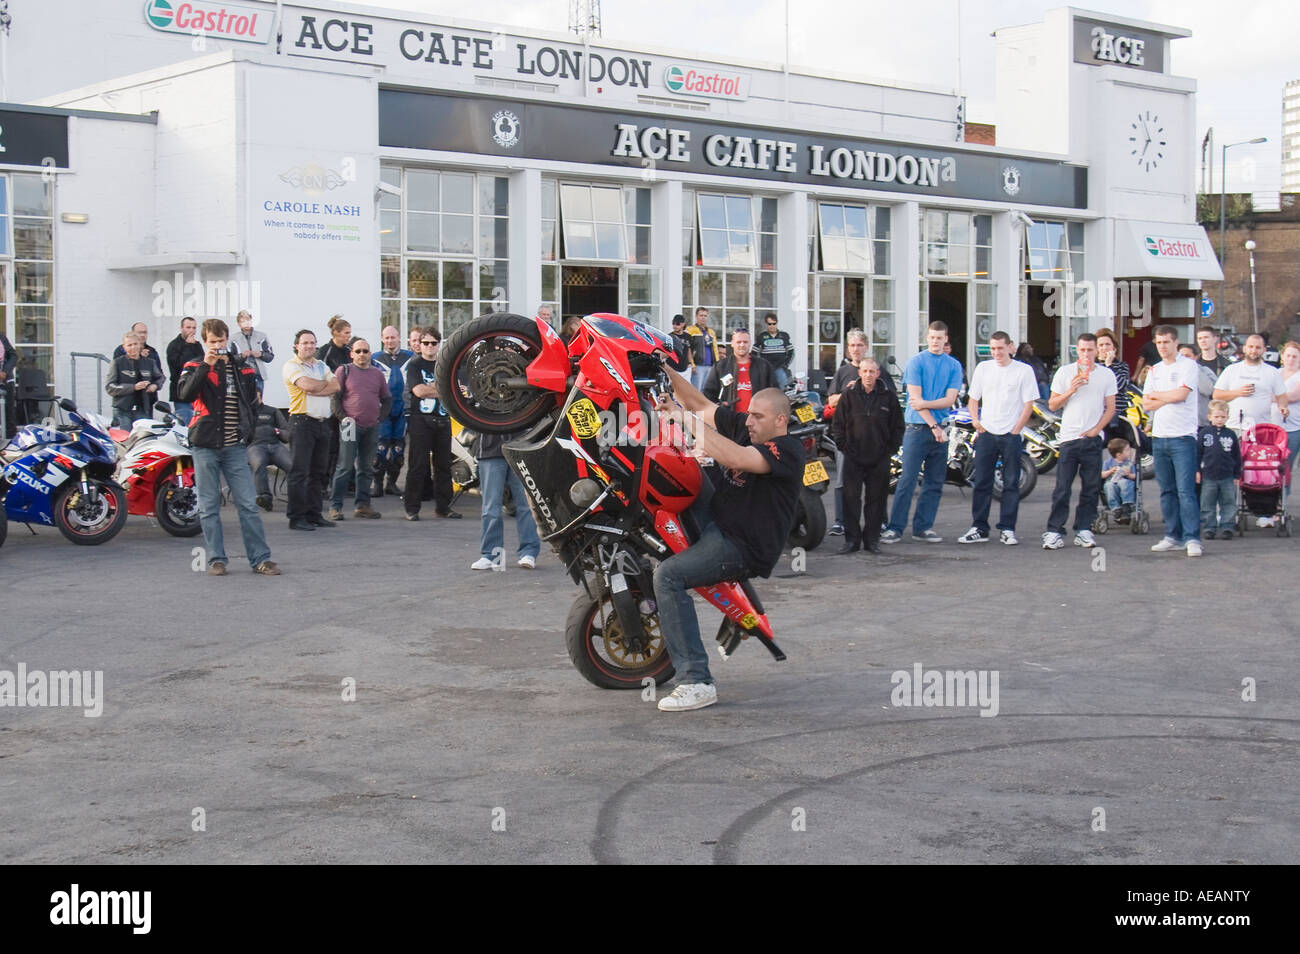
[175,357,260,449]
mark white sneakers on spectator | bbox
[1041,532,1065,550]
[657,682,718,711]
[1073,530,1096,548]
[1186,540,1203,557]
[471,557,505,572]
[957,527,989,544]
[1150,538,1185,552]
[518,555,536,570]
[1000,530,1018,545]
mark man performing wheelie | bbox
[652,369,804,711]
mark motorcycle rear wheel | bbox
[565,588,675,690]
[993,453,1038,500]
[155,475,202,537]
[435,312,557,434]
[788,487,827,550]
[54,479,128,546]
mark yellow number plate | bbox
[803,460,829,485]
[794,404,816,423]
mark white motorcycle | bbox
[111,402,201,537]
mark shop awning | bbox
[107,252,245,270]
[1113,219,1223,281]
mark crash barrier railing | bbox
[70,352,112,414]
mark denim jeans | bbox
[174,402,195,425]
[1105,477,1136,509]
[652,484,748,685]
[772,366,791,390]
[331,421,379,509]
[887,425,947,534]
[478,457,540,561]
[971,431,1024,534]
[247,441,293,498]
[1047,436,1103,535]
[1288,429,1300,488]
[192,443,271,567]
[1153,436,1201,544]
[1200,477,1236,532]
[832,449,845,523]
[690,365,713,391]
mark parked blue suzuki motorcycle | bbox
[0,397,128,545]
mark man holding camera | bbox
[175,318,280,577]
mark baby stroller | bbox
[1092,417,1151,535]
[1235,423,1291,537]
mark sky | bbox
[344,0,1292,197]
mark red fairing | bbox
[637,441,701,516]
[526,316,573,393]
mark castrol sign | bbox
[144,0,273,45]
[664,64,750,101]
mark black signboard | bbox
[379,89,1087,209]
[0,109,70,169]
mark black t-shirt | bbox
[1139,340,1160,368]
[708,406,805,578]
[1197,354,1227,375]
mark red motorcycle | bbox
[108,402,201,537]
[436,312,787,689]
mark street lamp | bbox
[1244,239,1258,333]
[1219,137,1267,265]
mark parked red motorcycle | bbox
[108,402,201,537]
[436,312,787,689]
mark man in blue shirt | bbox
[881,321,964,544]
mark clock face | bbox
[1129,111,1167,172]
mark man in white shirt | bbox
[1041,333,1117,550]
[958,331,1040,546]
[1142,325,1203,556]
[1212,334,1288,432]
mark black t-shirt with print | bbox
[708,405,805,578]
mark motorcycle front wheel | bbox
[787,487,827,550]
[435,312,557,434]
[155,475,202,537]
[565,588,675,690]
[54,479,128,546]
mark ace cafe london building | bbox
[1,1,1221,406]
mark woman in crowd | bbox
[1280,341,1300,485]
[1095,327,1132,441]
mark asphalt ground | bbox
[1,476,1296,868]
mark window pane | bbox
[0,214,8,255]
[16,306,52,344]
[542,179,558,219]
[681,269,693,308]
[407,301,439,330]
[725,274,750,307]
[819,276,842,310]
[442,261,473,300]
[561,183,593,220]
[541,221,557,262]
[381,299,401,330]
[949,212,971,248]
[682,190,696,227]
[17,346,53,383]
[591,186,623,223]
[872,314,895,345]
[724,195,752,230]
[543,264,559,302]
[407,211,439,252]
[480,176,508,216]
[925,243,948,276]
[976,283,996,315]
[724,311,749,337]
[846,238,870,273]
[1045,222,1066,257]
[697,271,723,306]
[629,225,651,265]
[925,209,947,243]
[441,173,474,214]
[975,245,991,279]
[820,203,845,238]
[443,301,474,337]
[381,256,400,298]
[12,175,53,216]
[682,226,695,267]
[379,166,401,211]
[380,209,401,253]
[759,197,778,233]
[407,260,439,299]
[406,170,439,212]
[874,206,891,241]
[759,233,777,270]
[627,268,658,304]
[948,243,970,278]
[14,219,53,259]
[700,229,729,266]
[1070,251,1085,279]
[15,262,52,303]
[873,241,890,274]
[1068,221,1085,252]
[872,279,893,312]
[843,206,868,239]
[821,238,847,272]
[728,231,755,267]
[478,217,508,259]
[974,214,992,246]
[627,187,652,226]
[595,223,625,260]
[756,272,776,308]
[698,195,726,230]
[1026,222,1048,252]
[565,220,597,259]
[479,261,508,311]
[441,213,473,254]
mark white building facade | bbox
[0,1,1221,408]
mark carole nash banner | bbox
[379,90,1087,208]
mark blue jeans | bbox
[652,485,749,685]
[690,365,712,391]
[174,402,195,425]
[887,425,947,534]
[1153,436,1200,544]
[1200,477,1236,532]
[1287,429,1300,488]
[971,431,1024,534]
[192,443,271,567]
[1047,436,1103,534]
[479,457,540,561]
[247,441,293,498]
[772,366,791,390]
[331,421,379,509]
[1105,477,1136,509]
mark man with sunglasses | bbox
[758,313,794,390]
[328,338,391,521]
[403,328,461,521]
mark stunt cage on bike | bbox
[435,311,791,690]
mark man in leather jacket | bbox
[702,329,774,411]
[831,357,905,553]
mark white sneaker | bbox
[1041,532,1065,550]
[1000,530,1018,546]
[1257,516,1275,528]
[517,555,536,570]
[957,527,990,544]
[1150,537,1185,552]
[471,556,505,571]
[1186,540,1203,557]
[657,682,718,712]
[1073,530,1096,548]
